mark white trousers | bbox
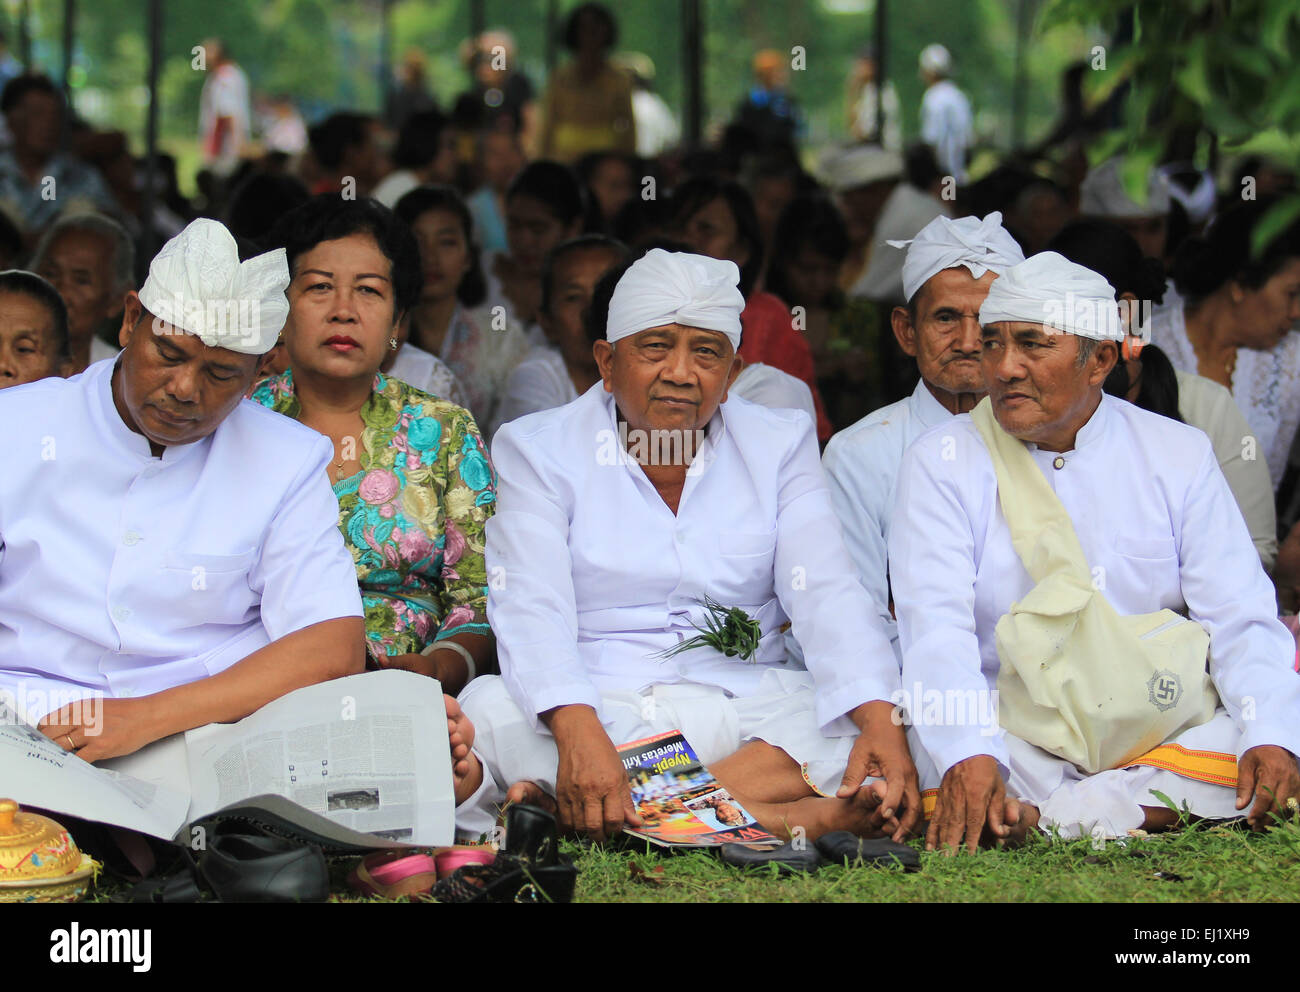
[455,671,939,838]
[1006,708,1244,839]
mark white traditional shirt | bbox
[486,383,899,735]
[0,359,363,722]
[822,378,955,660]
[1152,296,1300,490]
[387,341,470,410]
[889,393,1300,779]
[491,344,577,438]
[850,184,952,304]
[729,362,816,425]
[1175,370,1277,571]
[919,79,972,184]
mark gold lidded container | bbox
[0,798,98,902]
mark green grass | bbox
[566,820,1300,903]
[83,819,1300,903]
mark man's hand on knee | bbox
[926,754,1006,855]
[544,704,643,843]
[1236,745,1300,829]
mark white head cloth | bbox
[817,143,903,193]
[606,248,744,349]
[919,43,952,76]
[979,251,1123,342]
[1079,158,1171,219]
[138,218,291,355]
[887,210,1026,302]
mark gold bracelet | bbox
[420,638,477,683]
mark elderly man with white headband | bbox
[822,211,1023,664]
[0,218,364,762]
[888,251,1300,852]
[449,248,924,844]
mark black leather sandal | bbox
[432,804,577,903]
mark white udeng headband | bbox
[138,218,291,355]
[605,249,745,349]
[887,210,1025,302]
[978,251,1124,342]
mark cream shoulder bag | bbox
[969,398,1218,773]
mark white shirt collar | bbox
[912,378,958,429]
[1022,390,1111,454]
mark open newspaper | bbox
[618,730,780,849]
[0,670,454,851]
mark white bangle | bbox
[420,638,477,683]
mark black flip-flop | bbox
[814,831,922,871]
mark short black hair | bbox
[765,193,850,307]
[267,195,422,317]
[225,172,311,248]
[0,269,70,358]
[540,234,628,317]
[308,112,371,171]
[1171,195,1300,305]
[391,109,449,170]
[1048,218,1168,311]
[506,160,587,229]
[562,3,618,51]
[1,73,59,115]
[392,185,487,308]
[667,176,764,298]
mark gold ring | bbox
[64,734,76,750]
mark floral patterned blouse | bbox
[249,369,496,661]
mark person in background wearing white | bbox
[198,38,251,180]
[918,44,971,186]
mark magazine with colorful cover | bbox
[617,729,781,848]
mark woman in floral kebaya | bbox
[251,195,495,694]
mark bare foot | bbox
[996,797,1041,848]
[504,780,558,814]
[445,694,482,805]
[760,794,891,842]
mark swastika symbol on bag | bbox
[1147,669,1183,712]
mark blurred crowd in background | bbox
[1,3,1299,532]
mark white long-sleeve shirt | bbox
[0,359,363,722]
[920,80,972,185]
[889,392,1300,779]
[486,382,899,735]
[822,378,955,661]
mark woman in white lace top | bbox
[1150,197,1300,491]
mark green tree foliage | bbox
[1044,0,1300,246]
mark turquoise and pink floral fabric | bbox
[250,370,495,661]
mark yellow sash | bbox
[970,398,1219,774]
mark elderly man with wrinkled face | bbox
[0,218,364,763]
[448,249,922,845]
[823,212,1023,667]
[889,252,1300,853]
